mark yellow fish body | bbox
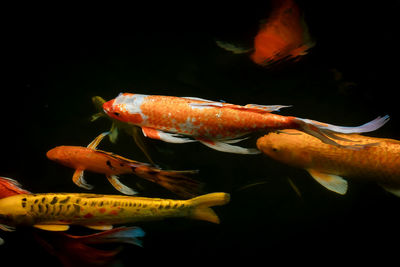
[0,192,230,231]
[256,130,400,196]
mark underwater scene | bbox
[3,0,400,265]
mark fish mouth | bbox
[102,99,115,116]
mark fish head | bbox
[103,93,147,125]
[0,195,30,226]
[256,130,311,167]
[46,146,82,169]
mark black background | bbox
[2,1,400,266]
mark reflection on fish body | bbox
[103,93,389,154]
[257,130,400,196]
[0,178,230,231]
[47,132,201,198]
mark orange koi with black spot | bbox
[47,132,200,198]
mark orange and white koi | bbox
[257,130,400,196]
[47,132,201,198]
[0,177,230,232]
[102,93,389,154]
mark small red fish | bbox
[47,132,201,198]
[103,93,389,154]
[34,226,144,267]
[250,0,315,66]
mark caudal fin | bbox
[0,176,30,198]
[294,115,390,148]
[134,167,202,199]
[34,226,145,266]
[188,192,231,224]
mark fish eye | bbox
[272,147,279,152]
[113,112,120,116]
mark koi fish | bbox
[46,132,201,198]
[250,0,315,66]
[91,96,157,166]
[0,177,230,232]
[216,0,314,67]
[102,93,389,154]
[256,130,400,196]
[0,176,145,265]
[34,226,145,266]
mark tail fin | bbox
[188,192,231,224]
[293,115,390,148]
[34,226,144,266]
[0,176,30,198]
[134,167,202,199]
[68,226,145,247]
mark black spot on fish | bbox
[59,196,70,204]
[56,205,63,216]
[21,198,27,208]
[41,197,46,203]
[106,160,114,170]
[38,204,43,213]
[131,166,137,172]
[50,197,58,205]
[113,112,120,116]
[73,204,80,214]
[45,204,49,214]
[99,201,104,207]
[34,199,39,204]
[91,201,97,207]
[120,163,125,167]
[75,198,81,204]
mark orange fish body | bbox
[257,130,400,196]
[103,93,389,154]
[47,132,200,198]
[250,0,314,66]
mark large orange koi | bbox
[257,130,400,196]
[102,93,389,154]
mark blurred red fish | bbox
[250,0,315,66]
[217,0,314,66]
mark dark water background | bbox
[2,1,400,265]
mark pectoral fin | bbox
[73,169,93,190]
[307,169,348,195]
[142,127,195,143]
[34,224,70,231]
[87,131,110,149]
[380,185,400,197]
[85,225,113,231]
[106,175,137,195]
[197,138,261,154]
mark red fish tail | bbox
[134,166,202,198]
[34,226,145,267]
[292,115,390,148]
[0,176,30,198]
